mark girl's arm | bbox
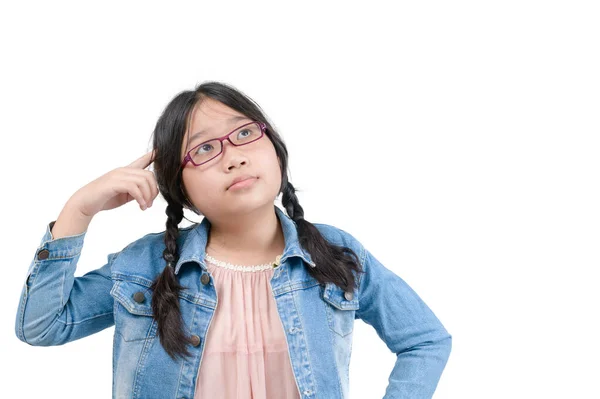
[15,220,117,346]
[355,245,452,399]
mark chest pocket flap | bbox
[322,282,359,310]
[110,280,154,316]
[110,279,157,341]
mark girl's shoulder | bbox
[108,224,200,278]
[312,222,365,255]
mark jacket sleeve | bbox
[354,244,452,399]
[15,220,118,346]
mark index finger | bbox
[128,149,156,170]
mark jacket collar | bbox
[174,205,315,275]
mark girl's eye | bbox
[238,129,251,138]
[196,144,214,154]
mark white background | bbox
[1,1,599,398]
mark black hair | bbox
[149,81,364,361]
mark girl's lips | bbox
[228,177,258,190]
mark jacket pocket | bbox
[110,279,157,342]
[322,282,359,337]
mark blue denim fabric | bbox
[15,205,451,398]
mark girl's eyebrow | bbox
[189,115,250,144]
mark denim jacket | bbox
[15,205,452,399]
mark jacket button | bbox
[37,249,50,260]
[344,291,354,301]
[200,273,210,285]
[133,291,145,303]
[190,334,201,346]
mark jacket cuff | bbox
[35,220,87,261]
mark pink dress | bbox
[194,255,301,399]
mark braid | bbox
[281,181,316,268]
[281,180,363,291]
[150,199,195,361]
[163,201,184,264]
[282,181,305,222]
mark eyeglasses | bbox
[181,121,267,167]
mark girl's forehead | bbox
[181,102,250,158]
[186,100,247,140]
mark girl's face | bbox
[180,97,282,219]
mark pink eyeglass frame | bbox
[181,120,267,168]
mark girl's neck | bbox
[205,208,286,266]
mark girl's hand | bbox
[70,150,159,217]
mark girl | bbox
[16,81,452,399]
